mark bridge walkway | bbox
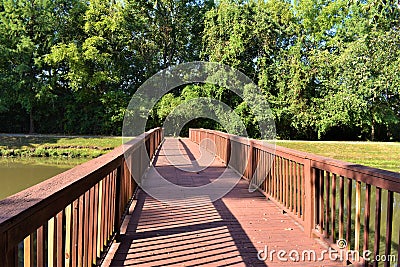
[103,138,342,267]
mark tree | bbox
[0,0,60,133]
[125,0,213,70]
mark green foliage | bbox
[0,0,399,141]
[0,0,212,135]
[202,0,400,140]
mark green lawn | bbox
[1,135,399,173]
[0,135,122,159]
[275,140,400,173]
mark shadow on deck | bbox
[103,138,342,267]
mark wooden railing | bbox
[190,128,400,266]
[0,127,163,267]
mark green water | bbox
[0,158,85,200]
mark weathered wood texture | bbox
[104,138,342,267]
[190,128,400,266]
[0,128,163,267]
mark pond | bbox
[0,158,86,200]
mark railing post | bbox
[304,159,316,237]
[247,140,254,180]
[114,161,122,242]
[213,132,216,155]
[226,136,231,167]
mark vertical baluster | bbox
[291,161,295,212]
[363,184,371,254]
[314,169,320,231]
[296,164,300,218]
[84,190,90,266]
[384,191,393,267]
[24,235,30,267]
[65,205,72,267]
[267,152,270,194]
[293,162,296,213]
[284,159,288,207]
[258,150,262,189]
[265,151,268,193]
[319,170,324,235]
[284,159,289,209]
[293,163,297,214]
[260,151,264,192]
[87,187,94,267]
[280,157,284,203]
[293,162,300,218]
[355,181,361,251]
[248,142,254,181]
[278,157,282,203]
[255,149,265,191]
[346,178,352,248]
[110,171,117,236]
[226,137,231,167]
[71,200,78,267]
[276,155,279,199]
[272,154,275,198]
[303,160,314,237]
[264,152,267,193]
[275,156,278,200]
[263,151,267,193]
[37,226,45,267]
[98,180,103,257]
[331,174,337,243]
[56,211,63,267]
[114,165,122,243]
[289,160,292,212]
[23,233,34,267]
[103,175,110,246]
[300,164,304,220]
[77,195,84,267]
[373,187,381,267]
[275,156,279,201]
[92,183,99,264]
[268,152,272,194]
[108,172,114,238]
[290,161,294,213]
[325,172,330,238]
[48,217,56,267]
[339,176,344,241]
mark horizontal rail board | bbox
[189,128,400,266]
[0,127,164,266]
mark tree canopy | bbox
[0,0,399,140]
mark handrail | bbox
[0,127,163,266]
[189,128,400,265]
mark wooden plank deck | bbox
[103,138,343,267]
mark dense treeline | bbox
[0,0,399,140]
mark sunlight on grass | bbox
[0,135,122,149]
[275,141,400,173]
[0,135,123,159]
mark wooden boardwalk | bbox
[103,138,343,267]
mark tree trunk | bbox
[29,109,35,134]
[371,120,375,141]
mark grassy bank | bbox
[1,135,399,172]
[0,135,122,159]
[275,140,400,173]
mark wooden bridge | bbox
[0,128,399,266]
